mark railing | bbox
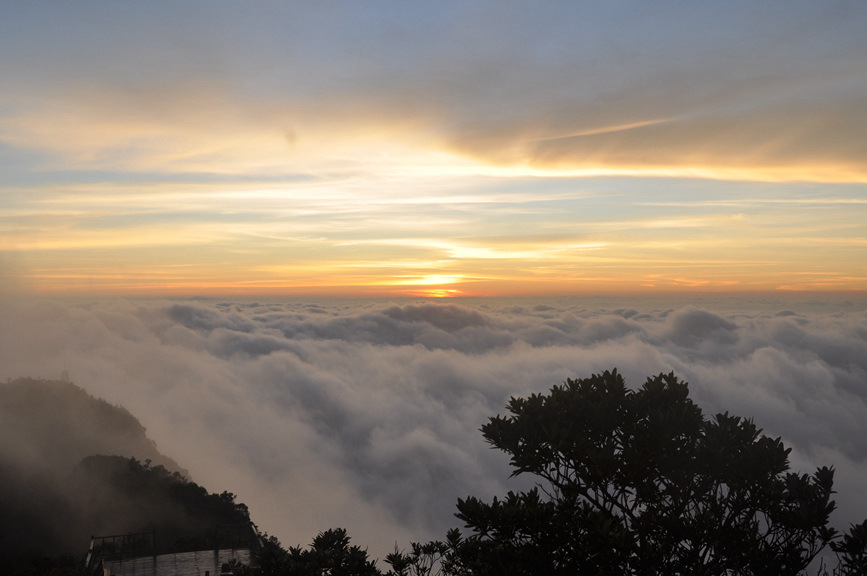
[84,523,262,574]
[85,531,156,575]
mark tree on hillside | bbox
[76,456,253,553]
[388,370,867,576]
[253,528,381,576]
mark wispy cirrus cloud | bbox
[1,2,866,296]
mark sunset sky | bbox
[2,1,866,297]
[3,2,867,559]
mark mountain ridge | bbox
[0,377,249,558]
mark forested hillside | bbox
[0,377,182,474]
[0,378,251,560]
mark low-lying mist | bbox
[1,296,865,559]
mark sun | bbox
[392,274,466,297]
[410,288,464,298]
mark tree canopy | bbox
[388,370,866,576]
[253,528,381,576]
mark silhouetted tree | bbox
[254,529,381,576]
[75,456,253,552]
[831,520,867,575]
[389,370,867,576]
[5,552,82,576]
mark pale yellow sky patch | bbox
[1,2,865,297]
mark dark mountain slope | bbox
[0,377,182,474]
[0,378,250,558]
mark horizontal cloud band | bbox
[1,296,865,557]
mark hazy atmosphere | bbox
[2,296,866,558]
[1,1,866,568]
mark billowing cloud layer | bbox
[1,297,865,558]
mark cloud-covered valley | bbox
[2,297,866,558]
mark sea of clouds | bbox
[2,296,866,559]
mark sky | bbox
[1,296,866,560]
[1,2,866,565]
[1,1,866,297]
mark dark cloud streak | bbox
[2,1,865,178]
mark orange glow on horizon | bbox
[14,268,867,300]
[406,288,464,298]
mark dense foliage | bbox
[2,455,253,575]
[387,370,867,576]
[77,455,253,553]
[0,378,250,564]
[252,529,381,576]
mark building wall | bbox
[102,548,252,576]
